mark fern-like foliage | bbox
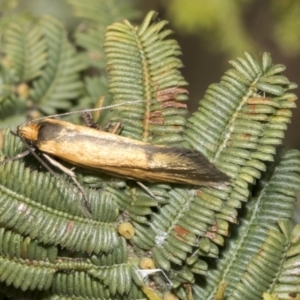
[103,11,299,299]
[67,0,140,69]
[0,131,120,254]
[0,16,40,126]
[271,222,300,299]
[0,7,299,300]
[229,220,300,300]
[185,52,297,204]
[30,16,85,115]
[0,14,85,127]
[4,19,46,82]
[105,10,189,145]
[0,227,58,263]
[193,148,300,299]
[65,0,141,119]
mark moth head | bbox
[17,122,40,143]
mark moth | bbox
[16,117,229,187]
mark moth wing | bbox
[99,146,230,186]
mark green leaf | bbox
[4,19,47,82]
[105,11,189,145]
[30,16,85,115]
[193,148,300,300]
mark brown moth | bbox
[17,118,229,187]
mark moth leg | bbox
[87,117,121,134]
[106,121,121,134]
[136,181,159,202]
[82,111,122,134]
[0,149,33,165]
[81,111,101,130]
[42,153,92,218]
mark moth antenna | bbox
[17,118,33,128]
[0,149,32,165]
[29,99,146,123]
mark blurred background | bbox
[5,0,300,219]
